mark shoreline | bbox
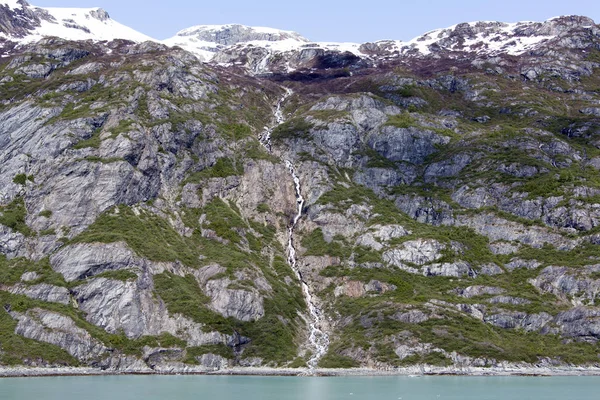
[2,365,600,378]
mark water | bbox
[259,87,330,369]
[0,375,599,400]
[285,160,330,369]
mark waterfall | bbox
[259,88,330,371]
[285,160,330,370]
[259,88,292,151]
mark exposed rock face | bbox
[50,243,141,282]
[204,278,265,322]
[13,309,107,361]
[2,13,600,372]
[9,283,70,305]
[369,126,450,165]
[547,308,600,342]
[455,286,506,298]
[196,353,228,370]
[0,1,42,38]
[529,265,600,305]
[384,239,447,266]
[484,311,553,332]
[174,25,308,46]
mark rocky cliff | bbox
[1,7,600,373]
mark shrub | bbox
[0,197,32,236]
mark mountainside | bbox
[0,0,153,43]
[1,3,600,374]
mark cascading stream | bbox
[259,88,330,372]
[285,160,330,370]
[259,88,292,152]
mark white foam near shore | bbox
[3,365,600,378]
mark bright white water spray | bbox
[259,88,330,372]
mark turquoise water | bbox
[0,375,599,400]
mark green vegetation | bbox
[319,347,360,368]
[0,297,78,366]
[307,109,350,122]
[361,147,397,169]
[72,131,102,149]
[154,269,305,364]
[80,156,124,164]
[12,174,34,185]
[0,256,66,287]
[186,158,244,183]
[73,205,202,267]
[0,289,187,363]
[256,203,271,213]
[384,113,415,129]
[220,123,252,141]
[0,197,32,236]
[184,344,233,364]
[301,229,350,258]
[369,313,600,365]
[271,118,313,141]
[109,119,136,136]
[38,210,52,218]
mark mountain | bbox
[0,0,153,43]
[1,2,600,374]
[162,24,310,62]
[159,16,599,74]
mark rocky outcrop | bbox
[529,265,600,305]
[9,283,70,305]
[2,14,600,372]
[13,308,107,361]
[50,243,141,282]
[204,278,265,322]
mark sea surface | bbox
[0,375,599,400]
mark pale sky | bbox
[30,0,600,42]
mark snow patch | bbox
[2,2,154,44]
[1,0,25,10]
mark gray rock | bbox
[197,353,229,370]
[355,233,383,251]
[547,307,600,341]
[13,308,107,362]
[72,274,231,347]
[0,225,24,259]
[454,213,577,250]
[479,263,505,276]
[424,153,472,182]
[489,242,520,255]
[487,296,532,305]
[505,258,542,271]
[529,265,600,305]
[50,242,140,282]
[391,310,430,324]
[423,261,472,278]
[580,108,600,117]
[456,286,506,298]
[9,283,70,305]
[485,311,553,332]
[20,271,40,282]
[204,278,265,322]
[372,224,411,241]
[383,239,446,266]
[368,125,450,165]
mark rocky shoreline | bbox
[2,365,600,378]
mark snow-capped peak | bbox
[372,15,596,57]
[175,24,308,43]
[0,1,154,43]
[163,24,309,62]
[1,0,27,10]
